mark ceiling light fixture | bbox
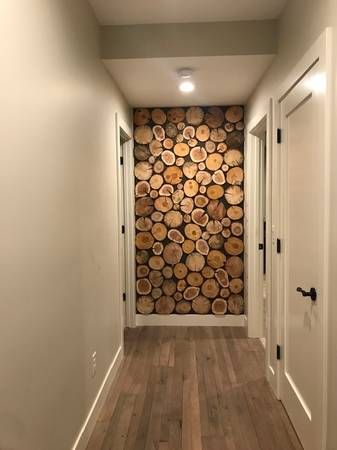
[177,68,195,93]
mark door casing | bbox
[246,103,276,391]
[115,113,135,337]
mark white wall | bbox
[0,1,131,449]
[246,1,337,448]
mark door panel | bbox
[280,63,325,450]
[118,142,126,328]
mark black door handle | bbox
[296,287,317,301]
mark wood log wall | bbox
[134,106,244,315]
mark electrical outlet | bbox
[91,351,97,378]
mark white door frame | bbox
[245,114,267,338]
[275,29,332,448]
[245,100,277,391]
[115,113,136,331]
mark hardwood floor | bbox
[87,327,302,450]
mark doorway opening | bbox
[256,121,267,343]
[115,114,134,335]
[246,114,270,342]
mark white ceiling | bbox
[90,0,286,25]
[103,55,274,107]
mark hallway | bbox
[87,327,301,450]
[3,1,337,449]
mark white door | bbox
[258,137,267,337]
[279,61,326,450]
[118,140,126,327]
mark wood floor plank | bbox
[202,436,231,450]
[87,326,302,450]
[182,336,202,450]
[243,379,281,450]
[209,329,238,450]
[167,328,184,450]
[193,327,219,438]
[225,386,261,450]
[124,328,158,450]
[101,394,136,450]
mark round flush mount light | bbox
[179,80,195,93]
[177,68,195,93]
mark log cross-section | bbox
[133,105,244,315]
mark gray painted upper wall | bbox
[101,20,278,59]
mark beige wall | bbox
[246,1,337,448]
[0,1,131,449]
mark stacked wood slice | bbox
[134,106,245,315]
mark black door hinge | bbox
[277,128,282,144]
[121,225,125,234]
[277,345,281,360]
[277,238,281,254]
[120,156,124,165]
[123,292,126,302]
[258,243,264,250]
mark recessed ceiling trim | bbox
[101,20,277,59]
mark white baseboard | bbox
[72,346,123,450]
[136,314,247,327]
